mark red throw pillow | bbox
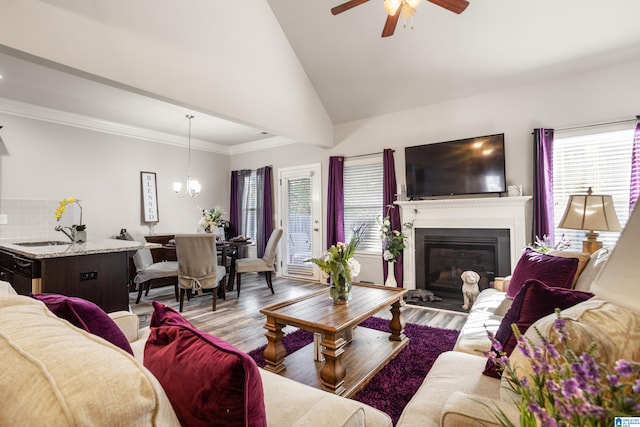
[144,302,267,427]
[506,248,580,299]
[483,279,593,378]
[30,293,133,355]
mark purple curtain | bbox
[382,149,403,287]
[533,128,555,242]
[327,156,345,248]
[229,170,239,237]
[630,119,640,214]
[256,166,274,257]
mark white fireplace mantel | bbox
[397,196,532,290]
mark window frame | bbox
[343,155,384,255]
[552,123,634,250]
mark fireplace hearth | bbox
[416,228,511,300]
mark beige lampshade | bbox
[558,189,621,232]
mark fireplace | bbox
[396,197,532,290]
[416,228,511,299]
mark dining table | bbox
[217,239,252,291]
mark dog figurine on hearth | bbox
[460,270,480,311]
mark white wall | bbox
[0,1,333,147]
[0,113,230,240]
[334,54,640,197]
[230,54,640,284]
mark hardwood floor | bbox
[130,274,468,353]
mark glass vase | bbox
[330,273,352,305]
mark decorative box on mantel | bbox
[396,196,532,290]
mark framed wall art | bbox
[141,171,159,223]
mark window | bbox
[343,157,384,252]
[240,171,257,242]
[553,123,634,250]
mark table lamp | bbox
[558,187,621,254]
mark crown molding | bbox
[0,97,232,155]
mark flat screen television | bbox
[405,133,506,198]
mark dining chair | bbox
[174,234,226,312]
[235,228,283,297]
[126,231,179,304]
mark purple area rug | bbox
[247,317,459,425]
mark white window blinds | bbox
[553,123,634,250]
[344,158,384,252]
[240,171,258,242]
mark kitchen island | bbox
[0,239,148,312]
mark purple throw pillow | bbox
[30,293,133,355]
[506,248,580,299]
[144,301,267,427]
[483,279,593,378]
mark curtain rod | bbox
[555,116,638,132]
[345,150,393,159]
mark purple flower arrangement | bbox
[378,204,413,262]
[484,310,640,426]
[529,234,571,254]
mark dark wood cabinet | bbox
[41,251,132,312]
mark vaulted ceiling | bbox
[1,1,640,150]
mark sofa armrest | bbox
[2,280,139,342]
[108,310,140,343]
[0,280,18,295]
[441,391,520,427]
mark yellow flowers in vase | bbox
[54,197,86,243]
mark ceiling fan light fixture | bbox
[383,0,402,15]
[332,0,467,38]
[401,3,416,19]
[384,0,422,16]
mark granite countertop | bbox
[0,239,157,259]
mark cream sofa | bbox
[396,212,640,427]
[0,280,392,427]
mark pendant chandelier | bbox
[173,114,201,198]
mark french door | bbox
[278,164,322,281]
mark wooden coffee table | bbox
[260,283,408,397]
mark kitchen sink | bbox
[14,241,71,247]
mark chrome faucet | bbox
[55,225,75,242]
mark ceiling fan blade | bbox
[427,0,469,14]
[381,6,401,37]
[331,0,370,15]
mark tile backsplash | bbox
[0,199,62,242]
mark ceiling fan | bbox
[331,0,469,37]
